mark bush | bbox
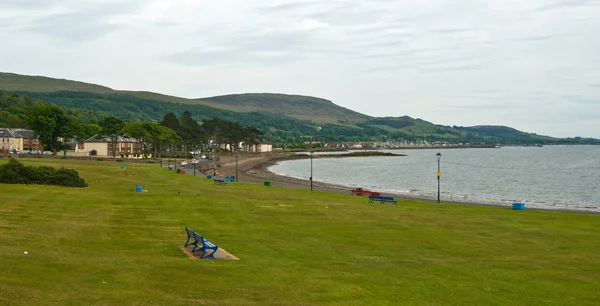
[96,158,104,161]
[60,156,68,159]
[115,159,124,162]
[146,160,155,164]
[0,159,88,187]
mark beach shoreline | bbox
[211,153,599,214]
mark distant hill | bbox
[198,93,370,124]
[0,72,369,124]
[2,71,597,146]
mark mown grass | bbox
[0,159,599,305]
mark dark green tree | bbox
[160,113,180,131]
[26,104,77,154]
[99,116,125,157]
[123,121,151,157]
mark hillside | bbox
[2,72,597,146]
[199,93,370,124]
[0,72,369,124]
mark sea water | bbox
[268,146,600,211]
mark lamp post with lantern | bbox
[436,152,442,203]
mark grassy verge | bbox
[0,159,599,305]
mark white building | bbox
[74,135,145,157]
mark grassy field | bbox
[0,159,599,305]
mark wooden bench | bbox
[184,226,219,259]
[213,179,227,185]
[368,196,397,205]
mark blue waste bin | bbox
[512,202,525,210]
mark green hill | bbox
[198,93,370,124]
[0,72,369,125]
[2,72,597,145]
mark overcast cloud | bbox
[1,0,599,138]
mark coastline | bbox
[212,153,599,214]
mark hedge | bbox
[0,159,88,187]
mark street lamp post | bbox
[436,152,441,203]
[310,136,313,191]
[235,149,239,182]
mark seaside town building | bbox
[0,128,42,152]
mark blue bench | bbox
[214,179,227,185]
[368,195,397,205]
[225,176,236,182]
[184,227,219,259]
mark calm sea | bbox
[268,146,600,211]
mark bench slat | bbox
[186,228,219,259]
[368,195,397,205]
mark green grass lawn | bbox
[1,159,599,305]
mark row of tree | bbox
[1,91,266,157]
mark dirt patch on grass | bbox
[180,245,239,260]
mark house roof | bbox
[0,128,18,138]
[85,134,139,143]
[13,129,35,139]
[0,128,37,139]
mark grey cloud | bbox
[431,28,477,35]
[19,2,143,41]
[361,64,416,74]
[24,12,120,41]
[0,0,54,9]
[562,95,599,105]
[309,3,391,27]
[426,64,483,72]
[439,103,514,110]
[471,89,505,95]
[533,0,600,12]
[514,33,573,42]
[168,29,323,67]
[258,1,323,12]
[589,84,600,87]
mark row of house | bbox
[0,128,43,152]
[323,142,375,149]
[72,135,143,157]
[1,128,273,157]
[71,135,273,157]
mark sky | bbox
[0,0,599,138]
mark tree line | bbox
[4,90,600,146]
[0,91,265,157]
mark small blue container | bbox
[512,202,525,210]
[207,175,212,179]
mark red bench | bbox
[351,189,381,197]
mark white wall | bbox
[258,144,273,152]
[77,142,108,156]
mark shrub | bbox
[60,156,68,159]
[146,160,155,164]
[115,159,124,162]
[0,159,88,187]
[96,158,104,161]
